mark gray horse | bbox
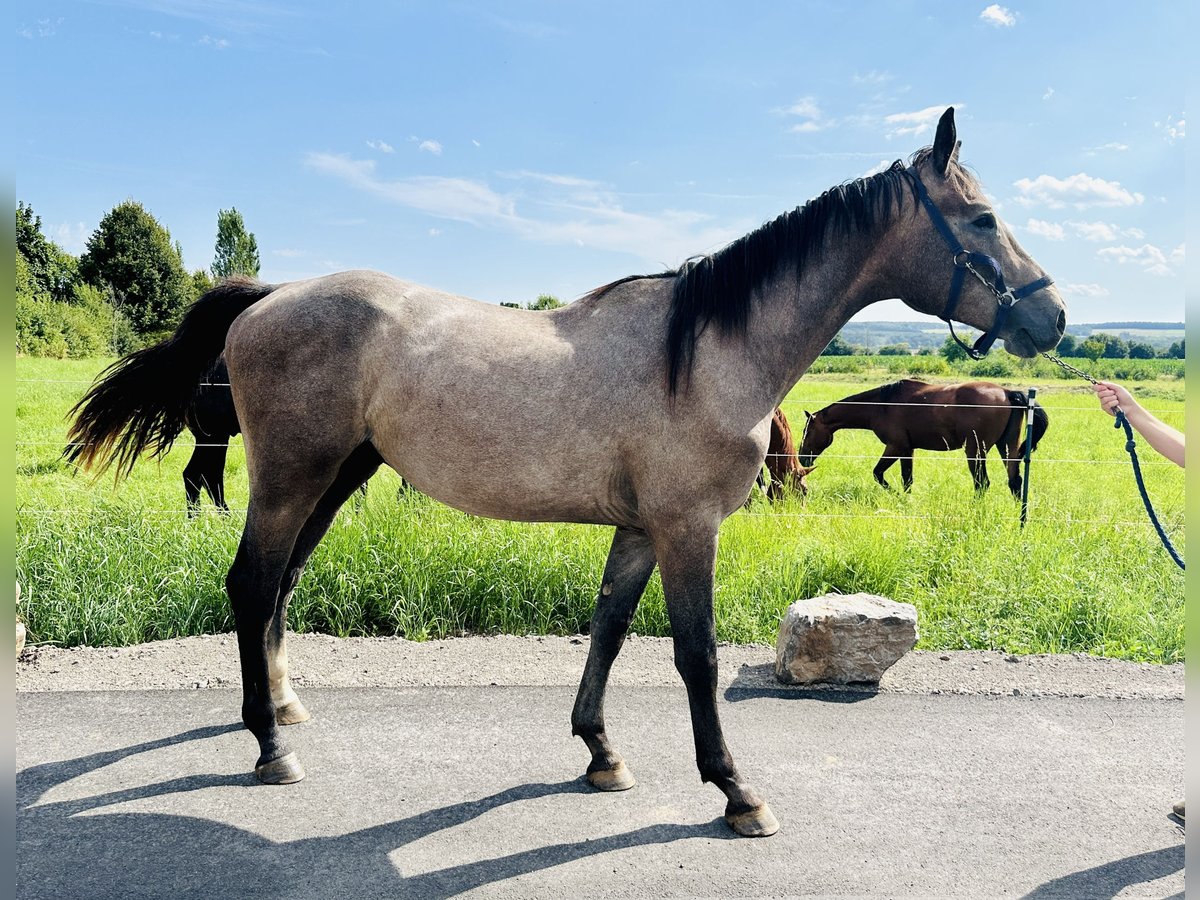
[66,108,1065,837]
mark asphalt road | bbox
[16,685,1184,899]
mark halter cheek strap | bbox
[910,172,1054,359]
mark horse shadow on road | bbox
[17,723,734,900]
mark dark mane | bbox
[663,158,924,393]
[583,147,978,394]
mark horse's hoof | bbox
[275,700,311,726]
[587,761,636,792]
[725,804,779,837]
[255,752,305,785]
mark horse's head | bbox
[886,107,1066,359]
[797,410,830,468]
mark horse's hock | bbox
[775,593,918,685]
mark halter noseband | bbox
[911,171,1054,360]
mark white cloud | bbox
[1012,173,1144,209]
[883,103,962,139]
[366,139,395,154]
[1024,218,1065,241]
[428,228,441,237]
[861,160,893,178]
[272,248,303,258]
[779,96,825,133]
[1084,142,1129,155]
[418,139,443,156]
[472,139,481,148]
[1067,220,1117,242]
[980,4,1016,26]
[198,34,230,48]
[852,70,892,86]
[1061,283,1109,298]
[1042,87,1054,101]
[1170,243,1185,264]
[306,153,744,265]
[1097,243,1178,276]
[1160,114,1185,143]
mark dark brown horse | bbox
[798,380,1048,495]
[759,407,811,500]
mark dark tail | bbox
[1004,390,1049,460]
[65,276,276,479]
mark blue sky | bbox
[15,1,1185,322]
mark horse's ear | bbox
[804,410,814,420]
[799,463,816,476]
[932,106,957,176]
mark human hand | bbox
[1093,381,1135,417]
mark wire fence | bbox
[15,377,1185,540]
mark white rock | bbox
[775,592,917,685]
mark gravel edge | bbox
[15,633,1185,700]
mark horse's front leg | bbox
[899,454,914,491]
[654,522,778,837]
[572,526,657,790]
[874,445,903,490]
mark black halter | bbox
[911,171,1054,360]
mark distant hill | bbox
[836,321,1183,352]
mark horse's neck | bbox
[736,230,892,409]
[824,398,877,431]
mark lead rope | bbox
[1041,353,1184,570]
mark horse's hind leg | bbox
[571,526,656,791]
[655,522,777,837]
[182,442,206,516]
[899,455,914,491]
[227,490,325,784]
[268,442,383,726]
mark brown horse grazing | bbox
[760,407,812,500]
[63,109,1065,838]
[798,379,1049,495]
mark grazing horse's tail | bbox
[65,276,276,479]
[1003,390,1049,460]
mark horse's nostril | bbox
[1056,310,1066,337]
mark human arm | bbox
[1093,381,1184,468]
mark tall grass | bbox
[15,357,1185,661]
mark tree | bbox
[499,301,521,309]
[1054,334,1077,356]
[78,200,192,335]
[191,268,215,300]
[16,201,77,302]
[939,335,970,363]
[211,207,261,279]
[527,294,565,310]
[1079,337,1107,362]
[1127,341,1156,360]
[878,342,911,356]
[820,335,862,356]
[1163,339,1185,359]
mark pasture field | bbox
[15,356,1185,662]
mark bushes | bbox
[16,263,138,358]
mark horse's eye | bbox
[972,213,997,230]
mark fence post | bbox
[1019,386,1037,528]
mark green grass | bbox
[15,356,1186,662]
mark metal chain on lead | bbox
[1040,352,1099,385]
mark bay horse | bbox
[799,380,1048,495]
[759,407,812,501]
[64,109,1065,837]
